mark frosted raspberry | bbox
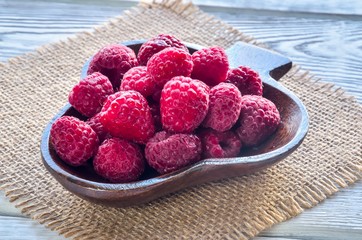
[202,83,242,132]
[191,47,229,86]
[145,131,202,174]
[87,44,138,90]
[93,138,144,183]
[199,129,242,158]
[86,113,110,143]
[50,116,99,166]
[237,95,281,147]
[147,47,193,87]
[120,66,157,98]
[138,34,189,66]
[100,91,155,144]
[226,66,263,96]
[160,76,210,133]
[68,72,114,117]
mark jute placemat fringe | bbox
[0,0,361,239]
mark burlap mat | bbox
[0,1,361,239]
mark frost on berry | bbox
[120,66,157,98]
[199,129,242,158]
[138,34,189,66]
[68,72,114,118]
[50,116,99,166]
[160,76,210,133]
[145,131,202,174]
[237,95,281,147]
[202,82,242,132]
[147,47,193,87]
[99,90,155,144]
[93,138,144,183]
[87,44,138,90]
[226,66,263,96]
[191,46,229,86]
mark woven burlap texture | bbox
[0,1,361,239]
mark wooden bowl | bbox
[41,40,309,207]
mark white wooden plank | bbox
[259,182,362,240]
[0,216,67,240]
[193,0,362,15]
[35,0,362,15]
[0,0,132,61]
[0,192,23,217]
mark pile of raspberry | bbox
[50,34,281,183]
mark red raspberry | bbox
[202,83,242,132]
[50,116,99,166]
[68,72,114,117]
[145,131,202,174]
[160,76,210,133]
[138,34,189,66]
[93,138,144,183]
[226,66,263,96]
[237,95,281,147]
[147,47,193,87]
[199,129,242,158]
[120,66,156,97]
[191,47,229,86]
[86,113,110,143]
[100,90,155,144]
[101,91,123,110]
[87,44,138,90]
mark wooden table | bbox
[1,0,361,239]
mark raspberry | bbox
[87,44,138,90]
[145,131,202,174]
[50,116,99,166]
[202,83,242,132]
[236,95,281,147]
[160,76,210,133]
[86,113,109,143]
[199,129,242,158]
[120,66,157,98]
[226,66,263,96]
[147,47,193,87]
[138,34,189,66]
[100,90,155,144]
[191,47,229,86]
[93,138,144,183]
[68,72,114,118]
[101,91,123,110]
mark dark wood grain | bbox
[40,41,308,207]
